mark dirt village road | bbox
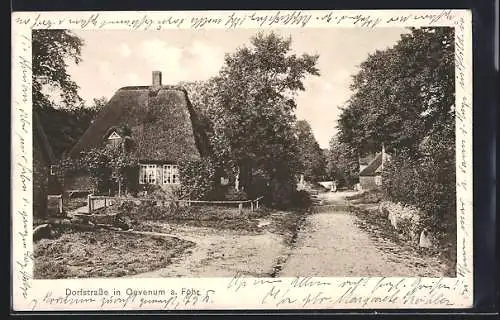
[131,192,446,278]
[280,192,445,277]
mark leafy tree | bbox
[327,135,359,188]
[32,29,84,109]
[86,96,108,114]
[36,97,107,159]
[336,27,456,244]
[105,146,138,197]
[295,120,327,182]
[32,30,101,159]
[211,32,320,184]
[338,27,454,157]
[181,32,320,205]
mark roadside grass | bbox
[267,208,310,278]
[33,227,194,279]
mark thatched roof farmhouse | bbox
[67,71,211,192]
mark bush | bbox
[347,190,383,204]
[382,148,456,241]
[291,190,312,209]
[270,179,296,209]
[178,158,218,200]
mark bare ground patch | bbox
[125,208,310,278]
[126,225,288,278]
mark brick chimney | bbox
[152,71,162,87]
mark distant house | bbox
[358,145,389,191]
[33,111,62,217]
[67,71,211,195]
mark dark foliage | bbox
[178,157,218,200]
[295,120,327,182]
[336,27,456,246]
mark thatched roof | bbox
[69,77,210,163]
[359,152,382,177]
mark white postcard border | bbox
[11,9,474,311]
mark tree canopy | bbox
[327,135,359,187]
[36,96,107,159]
[32,29,84,109]
[295,120,326,182]
[183,32,320,185]
[215,32,319,178]
[32,30,106,159]
[338,27,455,157]
[333,27,456,241]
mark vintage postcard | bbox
[11,9,473,311]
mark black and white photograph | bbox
[12,10,473,311]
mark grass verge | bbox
[34,228,194,279]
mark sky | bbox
[67,28,408,148]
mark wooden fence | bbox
[88,195,264,214]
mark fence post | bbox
[87,195,91,213]
[238,203,243,215]
[250,201,254,212]
[256,199,259,210]
[58,195,63,214]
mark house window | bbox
[163,165,180,184]
[139,164,157,184]
[49,165,55,176]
